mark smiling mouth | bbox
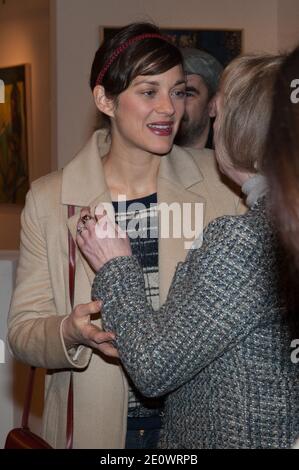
[147,123,174,136]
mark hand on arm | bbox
[92,217,270,396]
[62,299,119,358]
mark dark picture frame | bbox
[0,64,32,204]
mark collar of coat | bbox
[61,129,205,207]
[62,129,207,302]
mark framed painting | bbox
[100,27,243,67]
[0,64,31,204]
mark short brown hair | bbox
[215,54,283,173]
[90,22,183,129]
[90,22,182,95]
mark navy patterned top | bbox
[112,193,163,418]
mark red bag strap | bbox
[66,204,76,449]
[21,205,76,449]
[21,366,35,430]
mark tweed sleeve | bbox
[92,216,273,397]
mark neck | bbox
[103,140,161,200]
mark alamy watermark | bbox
[95,197,204,249]
[0,339,5,363]
[290,79,299,104]
[291,339,299,364]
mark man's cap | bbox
[180,47,223,95]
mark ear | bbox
[93,85,115,118]
[208,96,217,118]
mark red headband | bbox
[95,33,170,86]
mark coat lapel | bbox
[61,130,110,207]
[158,146,205,303]
[62,130,112,286]
[66,191,113,286]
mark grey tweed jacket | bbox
[92,199,299,449]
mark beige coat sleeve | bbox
[7,188,90,369]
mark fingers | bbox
[76,207,96,239]
[79,204,125,240]
[95,203,107,218]
[64,300,111,349]
[95,203,117,238]
[73,300,102,318]
[95,213,109,239]
[80,207,91,217]
[95,213,122,240]
[87,326,119,358]
[96,342,119,358]
[86,324,115,344]
[80,208,96,228]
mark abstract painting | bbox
[0,65,31,204]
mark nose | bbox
[155,94,175,116]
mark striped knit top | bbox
[112,193,163,418]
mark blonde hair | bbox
[215,54,283,173]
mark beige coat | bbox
[8,130,245,448]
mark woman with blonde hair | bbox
[77,54,299,448]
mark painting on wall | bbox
[0,64,31,204]
[100,27,243,67]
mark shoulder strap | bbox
[66,204,76,449]
[21,366,35,430]
[21,205,76,450]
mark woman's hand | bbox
[62,299,119,358]
[76,206,132,272]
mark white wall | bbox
[278,0,299,52]
[0,252,44,447]
[0,253,17,447]
[0,2,50,440]
[51,0,281,169]
[0,0,51,250]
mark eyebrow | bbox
[133,79,186,87]
[185,86,200,95]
